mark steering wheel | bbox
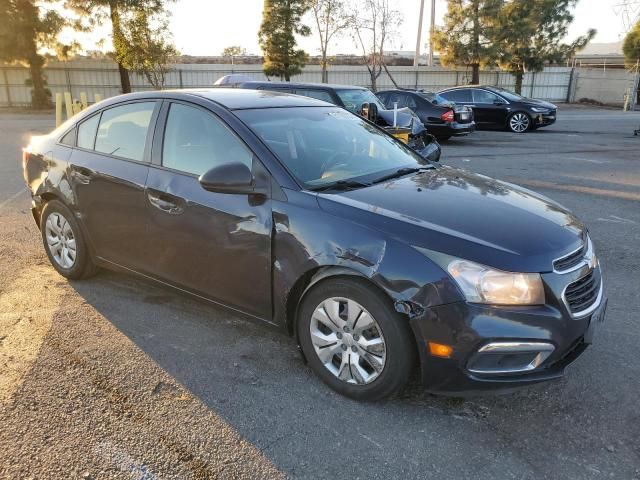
[320,151,351,177]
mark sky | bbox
[68,0,630,57]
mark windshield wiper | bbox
[310,179,372,192]
[370,166,432,185]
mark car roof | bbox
[440,85,497,92]
[238,81,367,91]
[87,88,335,111]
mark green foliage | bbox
[117,5,178,89]
[259,0,311,80]
[623,20,640,68]
[0,0,67,108]
[496,0,595,93]
[433,0,503,83]
[222,46,247,57]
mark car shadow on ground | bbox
[63,267,638,479]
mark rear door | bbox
[143,101,272,318]
[68,101,160,269]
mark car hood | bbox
[316,166,584,273]
[520,98,557,110]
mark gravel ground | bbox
[0,106,639,479]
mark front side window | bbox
[94,102,156,161]
[237,107,428,189]
[162,103,253,176]
[77,114,100,150]
[335,89,386,113]
[472,89,501,104]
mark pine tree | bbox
[259,0,310,81]
[623,20,640,69]
[496,0,595,94]
[0,0,66,108]
[434,0,503,84]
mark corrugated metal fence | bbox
[0,61,575,107]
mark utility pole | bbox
[414,0,425,67]
[428,0,436,66]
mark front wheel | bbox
[507,112,531,133]
[297,277,415,401]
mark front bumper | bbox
[533,110,557,127]
[410,266,605,395]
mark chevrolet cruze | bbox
[22,89,606,400]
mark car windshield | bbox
[492,88,525,101]
[335,89,386,113]
[236,107,428,189]
[417,91,452,106]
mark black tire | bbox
[507,111,531,133]
[297,277,415,401]
[40,200,97,279]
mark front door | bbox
[143,101,272,319]
[471,89,508,126]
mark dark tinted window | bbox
[385,92,407,108]
[162,103,253,176]
[95,102,156,161]
[440,89,472,103]
[406,95,418,109]
[77,114,100,150]
[472,89,501,104]
[296,89,334,103]
[60,128,76,146]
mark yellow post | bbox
[72,102,82,115]
[94,93,103,103]
[55,93,63,127]
[80,92,88,110]
[63,92,73,120]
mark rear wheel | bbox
[507,112,531,133]
[297,277,415,401]
[41,200,97,279]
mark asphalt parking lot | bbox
[1,106,639,479]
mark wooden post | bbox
[1,67,12,108]
[64,92,73,119]
[94,93,103,103]
[55,93,63,127]
[80,92,88,110]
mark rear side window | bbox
[94,102,156,162]
[77,114,100,150]
[386,92,407,108]
[295,89,334,104]
[440,89,472,103]
[60,128,76,146]
[472,89,500,104]
[162,103,253,176]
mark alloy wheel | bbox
[45,212,77,269]
[509,113,530,133]
[309,297,386,385]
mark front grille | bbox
[564,269,599,315]
[554,243,586,272]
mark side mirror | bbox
[199,162,262,194]
[360,102,378,122]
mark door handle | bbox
[147,191,184,215]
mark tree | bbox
[350,0,402,91]
[0,0,66,108]
[117,4,178,89]
[307,0,349,83]
[222,45,247,65]
[66,0,168,93]
[259,0,310,80]
[496,0,595,94]
[433,0,503,84]
[623,20,640,69]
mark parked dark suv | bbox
[438,85,558,133]
[377,89,475,141]
[23,89,605,400]
[234,81,441,161]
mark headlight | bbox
[530,107,549,113]
[447,259,545,305]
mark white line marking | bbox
[596,215,636,225]
[0,188,27,211]
[359,433,383,449]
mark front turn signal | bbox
[428,342,453,358]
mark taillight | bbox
[441,110,454,122]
